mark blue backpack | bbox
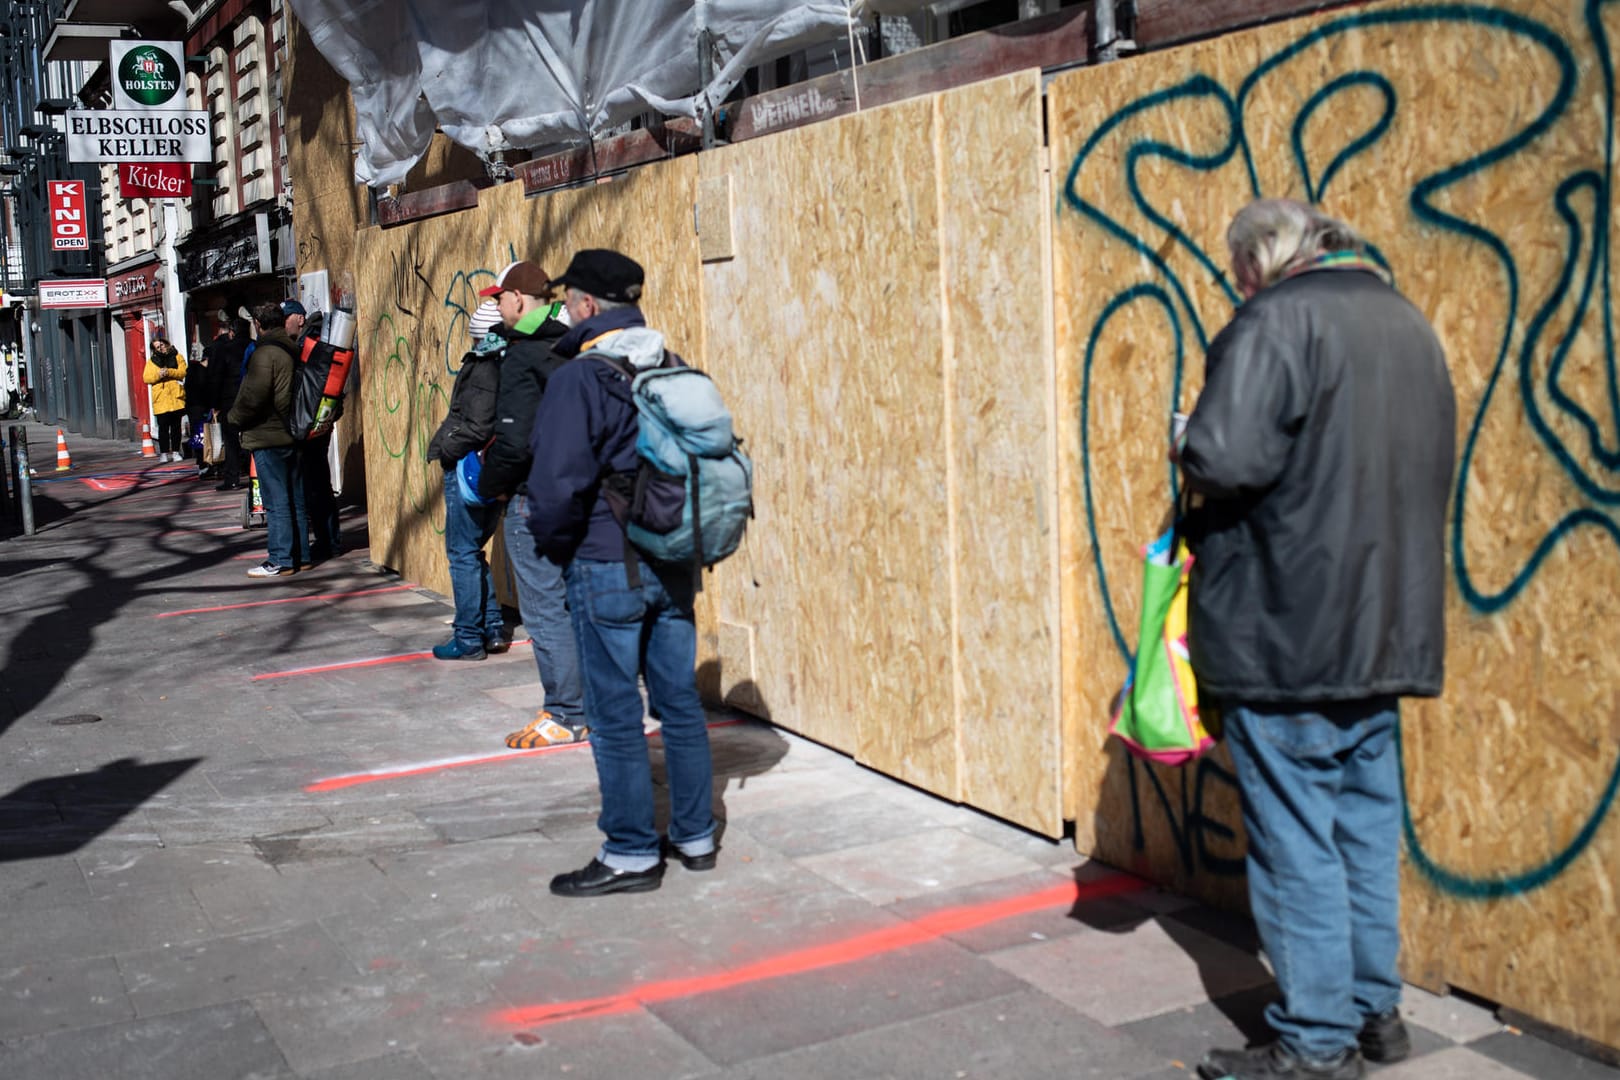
[595,349,753,588]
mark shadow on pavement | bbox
[0,756,201,862]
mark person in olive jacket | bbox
[228,303,309,578]
[142,337,187,463]
[1178,199,1455,1080]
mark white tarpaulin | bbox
[288,1,866,187]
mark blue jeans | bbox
[252,447,308,569]
[442,468,503,647]
[1224,698,1403,1062]
[503,495,583,724]
[565,558,715,870]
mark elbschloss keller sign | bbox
[65,41,211,164]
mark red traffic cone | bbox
[140,423,157,458]
[55,429,72,471]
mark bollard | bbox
[5,424,23,526]
[15,435,34,536]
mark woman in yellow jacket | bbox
[143,337,187,462]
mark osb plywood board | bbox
[936,72,1062,835]
[355,163,703,599]
[1049,0,1620,1048]
[284,20,363,204]
[697,72,1061,831]
[696,94,956,791]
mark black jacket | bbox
[184,355,212,421]
[207,333,248,414]
[1180,268,1456,704]
[427,337,504,469]
[478,314,571,500]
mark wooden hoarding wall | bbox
[696,71,1061,833]
[1050,0,1620,1048]
[350,71,1061,837]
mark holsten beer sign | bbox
[65,42,211,164]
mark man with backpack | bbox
[475,260,589,745]
[524,249,719,897]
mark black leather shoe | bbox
[1357,1009,1410,1064]
[663,838,717,871]
[1198,1043,1364,1080]
[549,857,664,897]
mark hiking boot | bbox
[1358,1009,1411,1063]
[505,711,589,749]
[246,561,295,578]
[432,638,486,661]
[1198,1042,1364,1080]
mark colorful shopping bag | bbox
[1109,529,1218,765]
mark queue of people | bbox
[423,247,718,899]
[194,209,1454,1078]
[214,299,344,578]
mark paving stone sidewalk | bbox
[1,423,1615,1079]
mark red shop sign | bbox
[48,180,89,250]
[118,161,192,199]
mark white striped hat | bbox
[468,298,501,339]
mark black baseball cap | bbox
[281,298,307,317]
[552,249,644,303]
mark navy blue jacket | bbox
[523,308,655,562]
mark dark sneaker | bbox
[1358,1009,1411,1063]
[549,857,664,897]
[1198,1042,1364,1080]
[431,638,486,661]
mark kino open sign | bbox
[49,181,89,251]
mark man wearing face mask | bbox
[474,260,589,748]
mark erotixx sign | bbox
[113,42,184,109]
[119,162,192,199]
[48,181,89,251]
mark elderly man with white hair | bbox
[1177,199,1456,1080]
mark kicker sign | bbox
[49,181,89,251]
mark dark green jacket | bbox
[227,328,296,450]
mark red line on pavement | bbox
[156,583,415,618]
[491,873,1144,1028]
[160,524,244,537]
[307,742,588,792]
[253,638,533,681]
[115,504,242,522]
[305,718,743,793]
